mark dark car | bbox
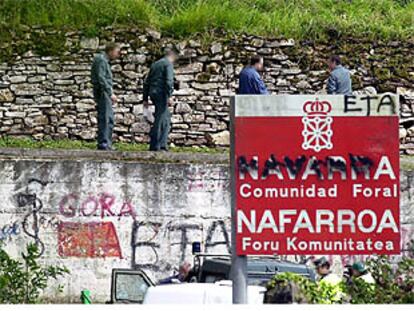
[193,254,315,286]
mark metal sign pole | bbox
[230,96,248,304]
[231,234,248,303]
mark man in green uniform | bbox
[313,257,344,303]
[91,43,121,150]
[351,261,375,284]
[143,49,177,151]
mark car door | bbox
[110,268,155,304]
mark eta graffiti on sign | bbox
[232,94,400,255]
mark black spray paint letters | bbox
[131,220,230,271]
[344,94,396,116]
[15,178,48,257]
[238,154,377,180]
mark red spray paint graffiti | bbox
[59,193,136,218]
[58,222,122,258]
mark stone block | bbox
[76,99,95,112]
[80,37,99,50]
[0,89,14,102]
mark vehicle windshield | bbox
[115,273,150,303]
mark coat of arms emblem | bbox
[302,99,333,152]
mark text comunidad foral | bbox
[239,183,398,199]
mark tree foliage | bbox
[344,256,414,304]
[266,256,414,304]
[0,243,69,304]
[266,272,340,303]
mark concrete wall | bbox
[0,149,412,302]
[0,149,230,302]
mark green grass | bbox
[0,136,227,154]
[0,0,158,31]
[0,0,413,41]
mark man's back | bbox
[91,53,112,88]
[327,65,352,95]
[144,57,174,98]
[360,272,375,284]
[320,272,341,285]
[238,66,268,95]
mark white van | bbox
[143,281,265,304]
[109,268,265,304]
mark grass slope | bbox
[0,0,413,41]
[0,136,226,153]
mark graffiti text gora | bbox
[59,192,137,218]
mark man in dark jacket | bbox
[327,55,352,95]
[91,43,121,150]
[238,55,268,95]
[143,49,177,151]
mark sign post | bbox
[230,100,248,304]
[230,94,400,302]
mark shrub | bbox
[0,243,69,304]
[344,256,414,304]
[266,272,339,304]
[266,256,414,304]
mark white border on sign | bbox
[234,94,399,117]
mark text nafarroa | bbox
[237,208,398,234]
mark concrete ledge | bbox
[0,147,229,164]
[1,147,414,170]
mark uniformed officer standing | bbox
[91,43,121,150]
[351,261,375,284]
[143,49,177,151]
[313,257,342,284]
[313,257,343,302]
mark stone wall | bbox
[0,148,413,302]
[0,28,413,148]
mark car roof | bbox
[143,282,265,304]
[203,257,310,273]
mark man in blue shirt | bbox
[238,55,268,95]
[327,55,352,95]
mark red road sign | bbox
[232,94,400,255]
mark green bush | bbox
[344,256,414,304]
[266,272,340,304]
[0,243,69,304]
[266,256,414,304]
